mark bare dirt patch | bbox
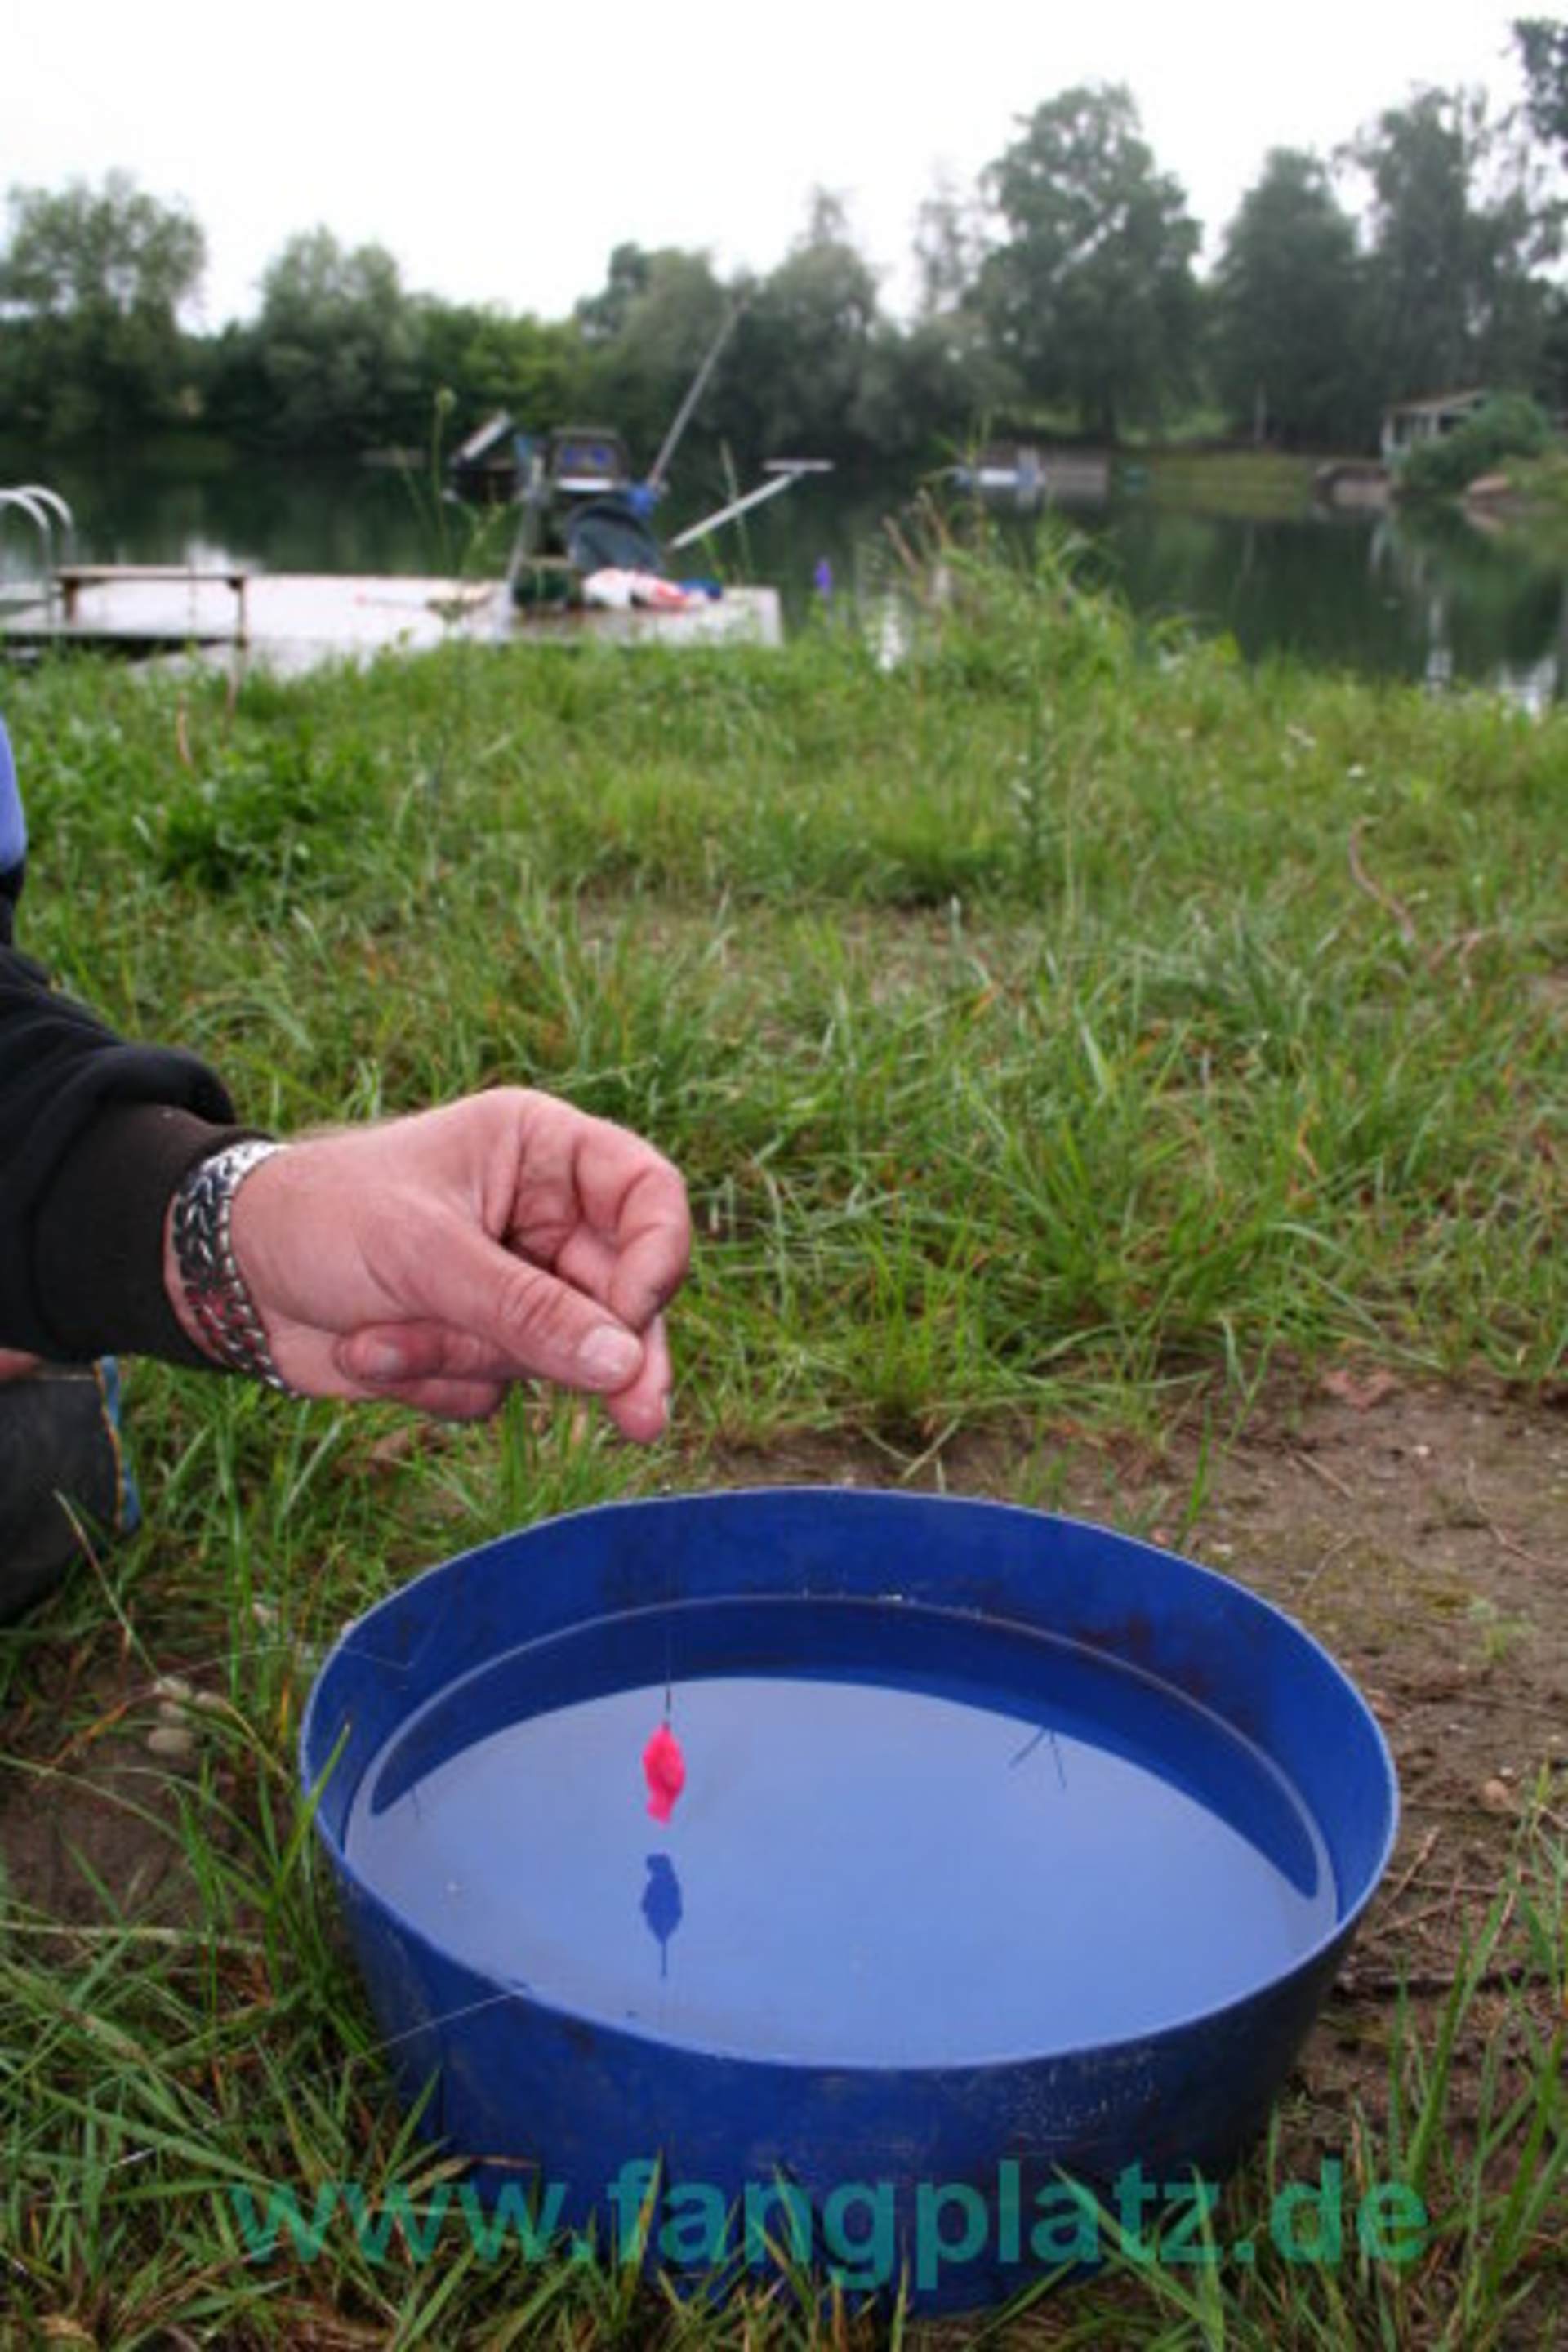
[0,1642,241,1928]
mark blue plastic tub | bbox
[301,1489,1397,2309]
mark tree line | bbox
[4,27,1568,471]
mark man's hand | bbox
[164,1090,690,1435]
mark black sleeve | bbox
[0,934,255,1365]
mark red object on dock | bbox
[643,1722,686,1822]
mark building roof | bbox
[1383,389,1490,420]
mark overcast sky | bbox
[9,0,1539,326]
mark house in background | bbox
[1380,390,1491,466]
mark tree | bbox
[852,314,1016,466]
[577,246,733,468]
[1512,16,1568,408]
[574,242,657,346]
[978,85,1200,438]
[1349,87,1558,400]
[912,167,987,319]
[415,300,585,438]
[0,172,205,437]
[724,193,882,463]
[251,229,421,448]
[1514,16,1568,154]
[1212,150,1372,448]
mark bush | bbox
[1397,394,1554,497]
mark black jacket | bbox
[1,867,247,1365]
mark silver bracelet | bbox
[172,1139,292,1391]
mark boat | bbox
[446,307,828,615]
[950,443,1046,501]
[947,443,1111,508]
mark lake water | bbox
[345,1596,1334,2066]
[5,448,1566,703]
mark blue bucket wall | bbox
[301,1489,1398,2311]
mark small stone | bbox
[147,1726,197,1763]
[1321,1368,1400,1411]
[1479,1777,1516,1814]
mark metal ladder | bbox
[0,485,75,625]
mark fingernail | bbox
[359,1339,407,1380]
[578,1327,642,1387]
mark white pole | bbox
[666,470,802,550]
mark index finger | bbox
[569,1123,692,1332]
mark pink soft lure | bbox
[643,1722,686,1822]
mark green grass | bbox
[1135,448,1329,518]
[2,528,1566,2344]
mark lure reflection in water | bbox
[345,1602,1335,2066]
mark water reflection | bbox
[3,441,1565,702]
[641,1854,683,1980]
[1366,506,1566,707]
[346,1655,1334,2065]
[1067,501,1567,706]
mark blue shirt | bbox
[0,715,24,876]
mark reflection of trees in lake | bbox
[1074,499,1567,702]
[1373,508,1566,704]
[0,443,434,580]
[6,445,1566,701]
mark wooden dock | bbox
[0,569,782,669]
